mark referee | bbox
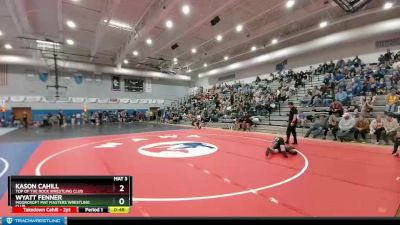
[286,102,298,145]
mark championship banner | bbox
[25,96,42,103]
[145,79,152,93]
[156,99,165,104]
[130,99,139,104]
[39,72,48,83]
[71,97,86,103]
[119,98,130,104]
[42,97,56,103]
[109,98,119,104]
[56,97,71,103]
[86,98,98,103]
[139,99,148,104]
[97,98,109,104]
[74,74,84,85]
[125,79,143,92]
[10,96,26,103]
[112,76,121,91]
[0,96,9,102]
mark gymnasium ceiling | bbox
[0,0,399,78]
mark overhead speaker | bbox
[171,43,179,50]
[210,16,220,26]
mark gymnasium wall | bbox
[195,34,400,88]
[0,65,190,120]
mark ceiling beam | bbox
[114,0,181,65]
[57,0,63,41]
[90,0,121,60]
[146,0,240,61]
[5,0,38,58]
[188,0,331,70]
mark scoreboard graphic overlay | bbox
[8,176,132,214]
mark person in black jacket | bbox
[286,102,298,144]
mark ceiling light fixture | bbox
[66,39,74,45]
[146,38,153,45]
[36,40,61,49]
[251,46,257,51]
[271,39,278,44]
[383,2,393,10]
[133,51,139,56]
[191,48,197,54]
[123,59,129,64]
[319,21,328,28]
[66,20,76,29]
[216,35,223,42]
[187,69,192,73]
[166,20,174,29]
[224,56,229,61]
[0,30,2,36]
[106,19,133,31]
[286,0,296,8]
[4,44,12,49]
[236,24,243,32]
[173,58,178,62]
[203,63,208,67]
[182,5,190,15]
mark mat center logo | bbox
[138,141,218,158]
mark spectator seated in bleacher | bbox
[304,114,328,139]
[301,93,312,107]
[370,114,385,145]
[351,77,362,96]
[338,113,356,142]
[354,114,370,143]
[385,87,399,113]
[325,112,339,141]
[359,94,376,117]
[383,113,399,145]
[335,88,349,106]
[330,100,344,117]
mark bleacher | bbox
[168,54,400,142]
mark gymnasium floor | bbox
[0,123,399,217]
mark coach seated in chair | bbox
[304,114,328,139]
[337,113,356,142]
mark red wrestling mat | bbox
[1,128,399,217]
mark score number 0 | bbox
[119,185,125,205]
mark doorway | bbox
[12,107,32,125]
[149,107,160,121]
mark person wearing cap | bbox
[382,113,399,145]
[337,113,356,142]
[354,114,370,143]
[285,102,298,145]
[385,88,399,113]
[304,114,328,139]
